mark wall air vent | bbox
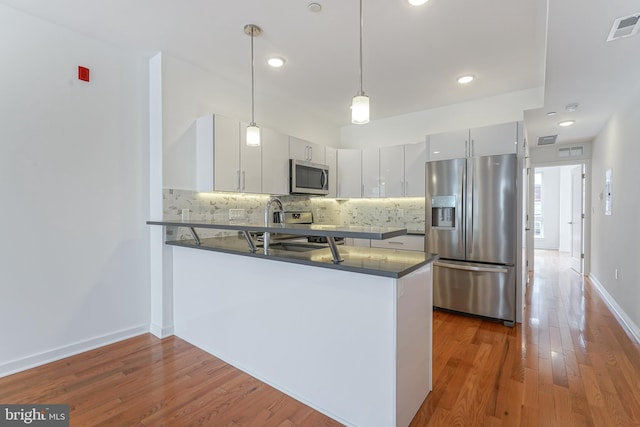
[537,135,557,146]
[607,13,640,41]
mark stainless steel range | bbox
[261,211,344,245]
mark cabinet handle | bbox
[242,171,246,191]
[305,146,310,161]
[309,146,313,161]
[471,139,475,157]
[236,170,241,191]
[401,181,404,196]
[405,181,408,196]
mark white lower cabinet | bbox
[344,238,371,247]
[370,235,425,252]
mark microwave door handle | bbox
[321,169,328,190]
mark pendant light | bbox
[244,24,261,146]
[351,0,369,124]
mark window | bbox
[534,172,544,238]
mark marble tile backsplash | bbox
[164,189,425,240]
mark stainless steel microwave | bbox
[289,159,329,195]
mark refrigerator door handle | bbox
[434,261,508,274]
[467,160,475,255]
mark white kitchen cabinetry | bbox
[290,136,325,164]
[370,235,425,252]
[261,127,290,195]
[380,145,405,197]
[337,149,362,198]
[362,147,380,198]
[239,122,263,193]
[427,129,468,161]
[469,122,518,157]
[427,122,519,161]
[325,146,337,198]
[344,238,371,247]
[196,115,261,193]
[404,141,427,197]
[196,114,241,192]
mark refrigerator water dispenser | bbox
[431,195,456,228]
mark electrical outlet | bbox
[229,209,246,220]
[397,209,404,218]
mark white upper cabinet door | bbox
[469,122,518,157]
[239,122,263,193]
[261,127,290,195]
[379,145,404,197]
[337,149,362,198]
[290,136,326,164]
[325,146,338,198]
[362,147,380,198]
[404,141,427,197]
[196,114,240,192]
[427,129,469,161]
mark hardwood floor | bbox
[2,250,640,426]
[411,250,640,426]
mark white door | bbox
[569,166,584,273]
[261,127,289,195]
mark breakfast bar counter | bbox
[148,219,436,427]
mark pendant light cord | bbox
[250,28,256,124]
[358,0,364,95]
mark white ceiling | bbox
[2,0,639,148]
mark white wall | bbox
[0,5,150,376]
[160,54,341,190]
[590,87,640,339]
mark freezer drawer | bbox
[433,260,515,325]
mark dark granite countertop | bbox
[165,235,438,279]
[147,219,407,240]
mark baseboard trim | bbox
[150,323,175,339]
[0,325,149,378]
[588,273,640,345]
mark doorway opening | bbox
[526,162,587,276]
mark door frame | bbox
[526,158,591,276]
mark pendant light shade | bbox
[351,0,369,124]
[244,24,261,146]
[246,123,261,146]
[351,94,369,124]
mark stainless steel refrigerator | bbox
[425,154,517,326]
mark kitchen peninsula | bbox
[148,218,437,427]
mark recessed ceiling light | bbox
[558,120,575,127]
[308,3,322,12]
[546,111,557,116]
[408,0,429,5]
[457,74,474,85]
[267,57,285,68]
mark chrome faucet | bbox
[263,196,285,254]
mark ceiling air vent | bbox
[607,13,640,41]
[537,135,557,146]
